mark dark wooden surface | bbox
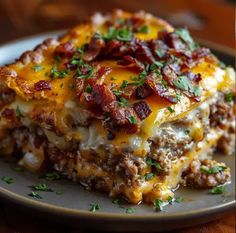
[0,0,235,232]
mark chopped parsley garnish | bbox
[137,25,149,34]
[201,166,226,174]
[15,106,24,118]
[89,203,100,212]
[85,84,92,93]
[121,80,129,89]
[43,172,61,181]
[1,176,14,184]
[224,92,234,102]
[184,129,190,135]
[70,57,84,66]
[103,27,133,42]
[77,64,94,79]
[144,172,155,181]
[155,199,165,211]
[50,67,68,79]
[175,28,196,51]
[112,89,124,96]
[167,196,174,205]
[54,55,61,63]
[126,207,135,214]
[128,116,136,124]
[175,196,184,203]
[146,158,162,171]
[13,167,24,172]
[110,76,117,81]
[150,61,164,71]
[167,106,175,113]
[112,199,121,205]
[173,75,201,97]
[28,191,42,199]
[32,65,44,72]
[56,190,64,195]
[119,97,129,107]
[193,86,201,97]
[32,183,53,192]
[210,186,226,195]
[155,49,165,58]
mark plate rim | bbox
[0,31,235,221]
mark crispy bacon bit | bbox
[110,107,136,125]
[164,32,187,50]
[184,71,202,82]
[135,41,156,64]
[83,34,105,62]
[147,73,178,103]
[118,55,145,71]
[1,108,15,118]
[95,66,112,82]
[34,80,52,91]
[133,101,152,120]
[136,83,153,99]
[75,79,85,97]
[148,40,168,59]
[54,42,75,58]
[125,123,139,134]
[85,84,116,113]
[162,64,179,86]
[34,135,45,149]
[103,39,124,56]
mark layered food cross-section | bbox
[0,10,235,204]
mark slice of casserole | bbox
[0,10,235,204]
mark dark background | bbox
[0,0,235,49]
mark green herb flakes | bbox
[85,84,92,93]
[167,196,174,205]
[155,199,165,211]
[121,80,129,89]
[175,197,184,203]
[126,207,135,214]
[1,176,14,184]
[56,190,64,195]
[146,158,162,171]
[112,199,121,205]
[119,97,129,107]
[128,116,136,124]
[13,167,24,172]
[44,172,61,181]
[89,203,100,212]
[32,65,44,72]
[201,166,226,174]
[210,186,226,195]
[224,92,234,102]
[174,28,196,51]
[50,67,68,79]
[103,27,133,42]
[144,173,154,181]
[32,183,53,192]
[15,106,24,118]
[137,25,149,34]
[167,106,175,113]
[77,64,94,79]
[28,191,42,199]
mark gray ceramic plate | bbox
[0,32,235,233]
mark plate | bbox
[0,32,235,233]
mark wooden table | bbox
[0,0,235,232]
